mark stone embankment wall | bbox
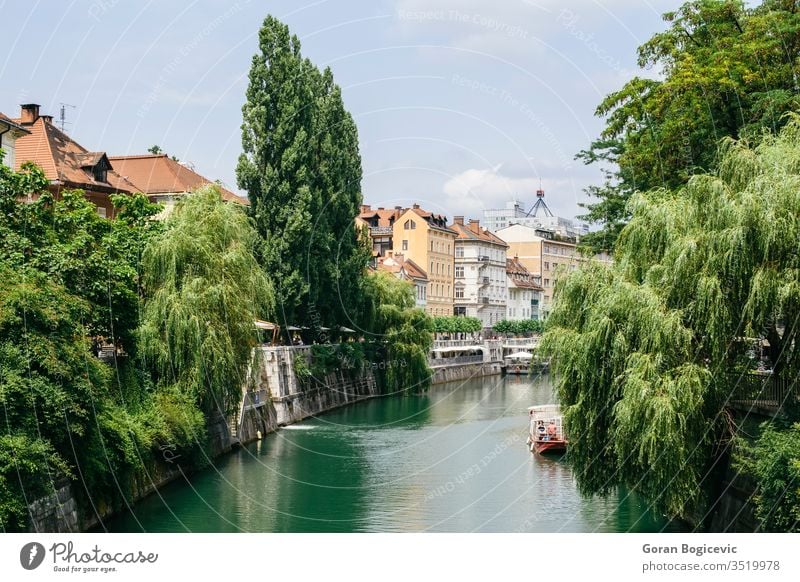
[431,362,503,384]
[28,345,378,533]
[232,346,379,446]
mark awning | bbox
[338,326,356,333]
[254,320,278,330]
[285,325,303,331]
[506,351,533,360]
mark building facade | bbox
[377,253,428,310]
[392,205,456,317]
[483,191,586,239]
[356,205,402,259]
[506,256,543,321]
[495,224,583,319]
[449,217,508,328]
[0,112,30,168]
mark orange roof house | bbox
[11,104,136,217]
[109,154,247,215]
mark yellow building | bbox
[393,205,457,317]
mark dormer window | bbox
[93,166,107,183]
[404,219,416,230]
[77,152,111,184]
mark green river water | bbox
[102,374,685,532]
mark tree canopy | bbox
[432,316,482,335]
[237,15,369,335]
[362,271,433,393]
[579,0,800,252]
[138,186,273,415]
[542,117,800,519]
[493,319,544,336]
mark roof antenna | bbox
[59,103,76,132]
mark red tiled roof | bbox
[109,154,247,205]
[12,116,135,194]
[358,206,403,227]
[449,220,508,247]
[377,254,428,282]
[507,257,543,290]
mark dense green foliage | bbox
[138,186,273,415]
[542,118,800,519]
[0,160,208,531]
[237,15,370,334]
[431,316,482,334]
[362,271,433,393]
[579,0,800,252]
[493,319,543,335]
[736,423,800,531]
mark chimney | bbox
[40,115,53,125]
[20,103,41,124]
[378,207,384,210]
[412,203,420,209]
[394,206,402,210]
[453,216,464,225]
[360,204,371,213]
[469,218,480,233]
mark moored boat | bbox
[527,404,567,454]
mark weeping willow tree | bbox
[138,186,273,415]
[542,116,800,520]
[362,271,433,393]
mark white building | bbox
[506,257,543,321]
[483,190,586,239]
[377,253,428,310]
[449,217,508,328]
[0,112,30,168]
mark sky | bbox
[0,0,677,222]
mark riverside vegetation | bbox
[0,15,433,532]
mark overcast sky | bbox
[0,0,676,222]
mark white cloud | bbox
[441,164,592,220]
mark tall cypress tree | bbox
[237,16,369,333]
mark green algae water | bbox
[101,374,684,532]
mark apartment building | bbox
[449,217,508,328]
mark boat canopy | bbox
[506,351,533,360]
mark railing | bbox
[243,389,270,409]
[478,255,490,262]
[429,354,485,367]
[728,373,797,411]
[369,225,393,235]
[501,336,542,346]
[433,339,482,348]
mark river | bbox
[102,373,685,532]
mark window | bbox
[544,278,550,287]
[431,261,434,273]
[455,247,464,258]
[447,285,450,296]
[455,266,464,278]
[404,219,416,230]
[455,288,464,299]
[431,241,434,252]
[544,262,549,270]
[402,240,408,251]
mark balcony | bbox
[478,255,490,262]
[480,276,490,285]
[369,226,393,235]
[479,297,489,305]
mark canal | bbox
[103,374,685,532]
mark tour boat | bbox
[526,404,567,455]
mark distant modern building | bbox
[110,153,247,216]
[483,189,586,239]
[11,104,136,217]
[449,217,508,328]
[506,256,543,321]
[0,111,30,168]
[377,253,428,310]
